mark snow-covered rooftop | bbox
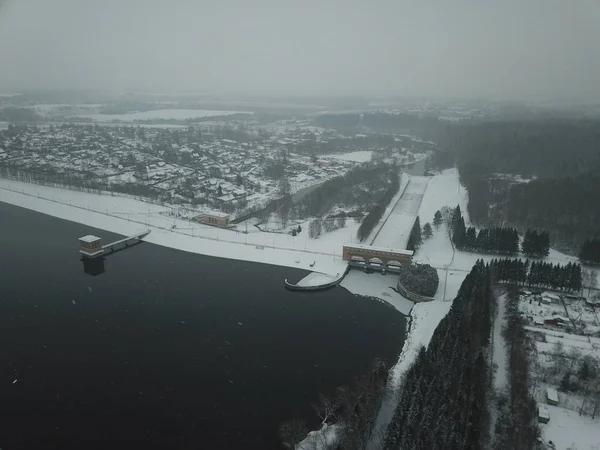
[79,234,102,243]
[546,387,559,403]
[202,211,230,219]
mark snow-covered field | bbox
[540,405,600,450]
[77,109,251,122]
[416,168,468,226]
[323,151,373,163]
[372,176,429,249]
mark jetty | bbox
[79,229,151,259]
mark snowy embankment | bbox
[0,180,346,276]
[367,300,452,449]
[297,423,340,450]
[0,177,412,307]
[296,272,339,287]
[340,271,413,315]
[371,176,429,249]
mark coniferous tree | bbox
[407,216,423,251]
[383,260,493,450]
[522,229,550,257]
[433,210,443,230]
[422,222,433,240]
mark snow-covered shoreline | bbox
[0,177,415,314]
[0,180,347,276]
[3,168,480,450]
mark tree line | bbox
[383,260,494,450]
[0,164,169,202]
[308,216,347,239]
[451,119,600,251]
[521,229,550,257]
[492,286,539,449]
[579,238,600,265]
[491,258,582,292]
[356,173,401,242]
[451,205,551,257]
[451,206,519,255]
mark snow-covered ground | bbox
[340,271,413,315]
[296,272,339,287]
[540,404,600,450]
[372,176,429,249]
[323,151,373,163]
[76,109,251,122]
[297,423,340,450]
[416,168,469,226]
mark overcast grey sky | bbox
[0,0,599,100]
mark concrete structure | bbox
[397,280,435,303]
[196,212,231,228]
[78,230,151,260]
[79,235,104,259]
[546,388,559,406]
[342,243,413,268]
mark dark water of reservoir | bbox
[0,202,406,450]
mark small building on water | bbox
[79,235,104,259]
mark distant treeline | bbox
[491,258,582,292]
[0,107,43,122]
[383,260,494,450]
[314,112,448,141]
[0,164,165,200]
[356,172,400,241]
[579,238,600,265]
[452,118,600,251]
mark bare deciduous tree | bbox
[313,393,340,425]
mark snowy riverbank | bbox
[0,179,347,276]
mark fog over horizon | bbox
[1,0,599,101]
